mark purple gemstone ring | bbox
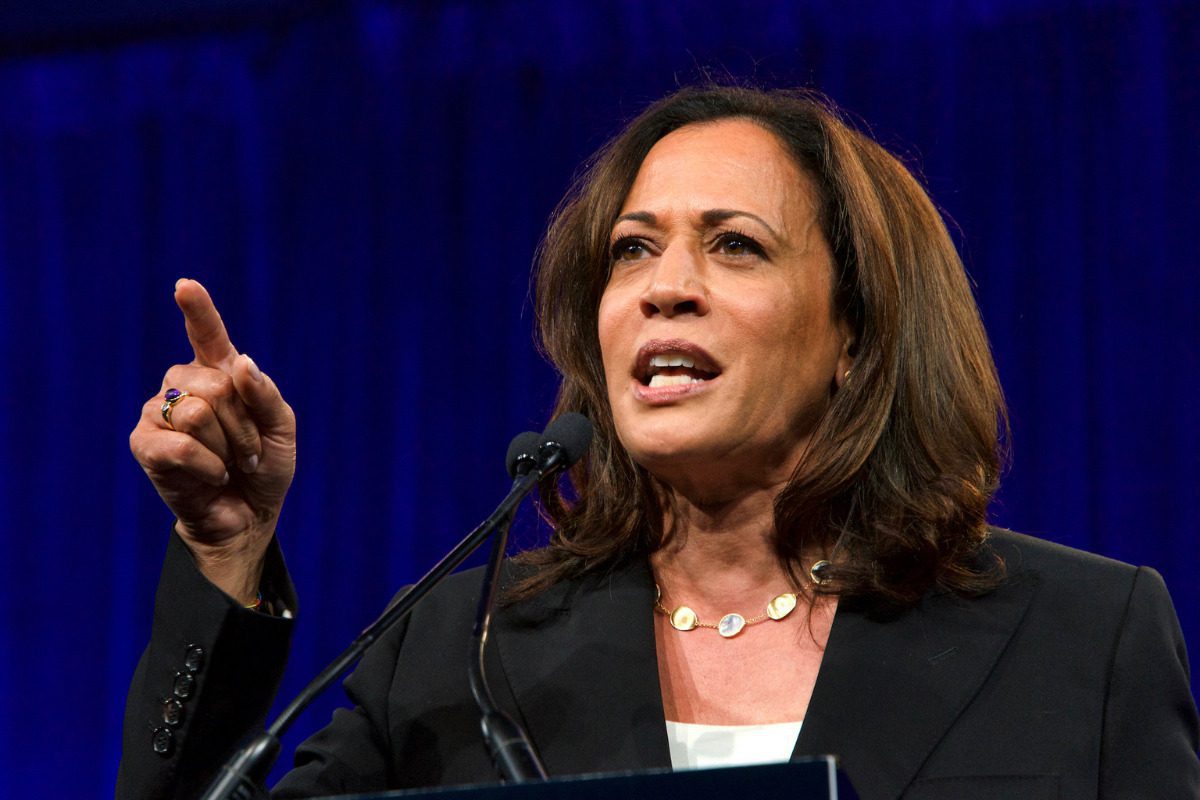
[160,388,191,430]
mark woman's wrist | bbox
[175,523,273,606]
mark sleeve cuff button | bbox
[172,671,195,700]
[184,645,205,673]
[152,727,174,757]
[162,697,185,727]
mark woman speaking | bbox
[119,86,1200,799]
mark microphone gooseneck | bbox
[469,416,593,783]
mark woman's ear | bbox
[835,333,856,389]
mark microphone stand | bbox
[465,428,581,783]
[468,503,548,783]
[198,467,547,800]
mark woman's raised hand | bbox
[129,279,297,604]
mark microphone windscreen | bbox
[541,413,593,468]
[506,431,544,478]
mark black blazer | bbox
[119,530,1200,800]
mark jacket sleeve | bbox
[1099,566,1200,798]
[117,532,296,800]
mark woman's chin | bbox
[627,439,736,487]
[623,431,713,465]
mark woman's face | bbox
[598,119,852,498]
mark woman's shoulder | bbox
[982,527,1174,624]
[404,553,650,633]
[986,527,1140,580]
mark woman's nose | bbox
[639,244,710,318]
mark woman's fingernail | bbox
[244,354,263,382]
[220,471,230,486]
[243,454,260,474]
[175,278,188,290]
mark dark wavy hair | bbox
[519,85,1007,607]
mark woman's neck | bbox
[650,484,799,614]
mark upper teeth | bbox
[649,354,695,369]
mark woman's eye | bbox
[610,237,649,261]
[715,232,764,257]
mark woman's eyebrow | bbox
[613,211,657,226]
[700,208,779,238]
[613,209,779,239]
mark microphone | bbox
[505,431,543,479]
[536,412,593,473]
[199,417,592,800]
[469,415,593,784]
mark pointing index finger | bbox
[175,279,238,368]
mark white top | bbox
[664,720,804,770]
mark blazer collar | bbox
[794,571,1039,799]
[493,557,1038,798]
[493,560,673,776]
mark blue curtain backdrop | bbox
[0,0,1197,795]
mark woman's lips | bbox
[628,339,723,404]
[634,339,721,379]
[631,372,720,405]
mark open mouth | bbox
[635,341,722,388]
[642,354,720,387]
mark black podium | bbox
[315,758,859,800]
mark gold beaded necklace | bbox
[653,559,832,639]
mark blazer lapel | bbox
[493,560,672,777]
[794,572,1039,800]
